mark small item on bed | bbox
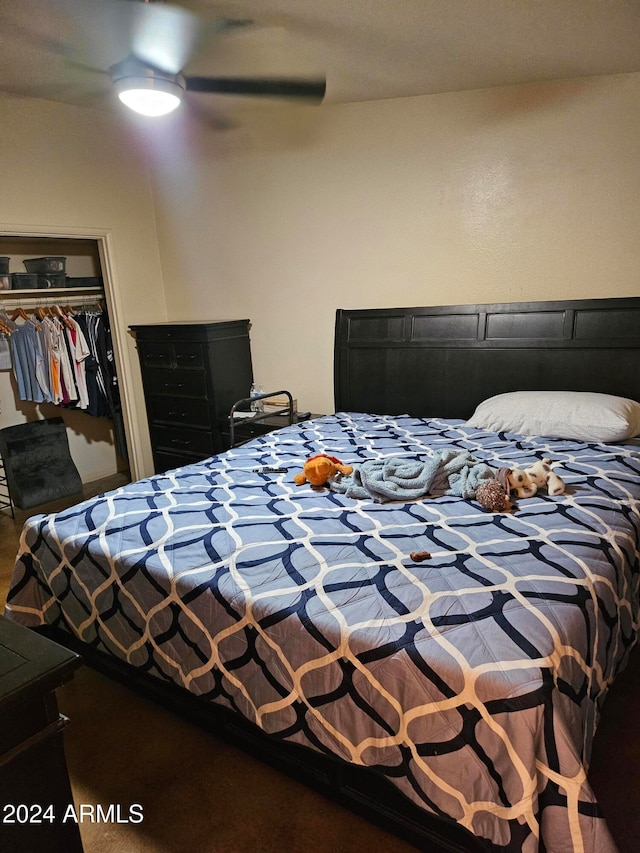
[293,454,353,487]
[473,462,559,512]
[524,458,566,495]
[409,550,431,562]
[253,467,288,474]
[496,466,537,498]
[475,479,511,513]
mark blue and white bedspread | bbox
[6,413,640,853]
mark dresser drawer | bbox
[148,396,210,427]
[150,424,216,457]
[144,367,208,398]
[138,341,172,369]
[173,342,204,368]
[138,341,205,370]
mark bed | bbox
[5,297,640,853]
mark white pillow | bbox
[466,391,640,443]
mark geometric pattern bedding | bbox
[6,413,640,853]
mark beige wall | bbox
[3,73,638,483]
[151,72,640,417]
[0,96,167,481]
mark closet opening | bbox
[0,234,131,511]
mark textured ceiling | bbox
[1,0,639,113]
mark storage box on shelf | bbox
[66,276,103,288]
[11,273,38,290]
[0,247,104,298]
[36,273,66,289]
[22,256,66,273]
[0,256,72,291]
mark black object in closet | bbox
[0,418,82,509]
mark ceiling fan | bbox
[37,0,327,117]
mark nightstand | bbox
[225,393,323,448]
[0,617,83,853]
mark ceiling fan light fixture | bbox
[113,67,185,117]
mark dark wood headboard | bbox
[334,297,640,418]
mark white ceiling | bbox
[1,0,640,114]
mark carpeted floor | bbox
[1,478,638,853]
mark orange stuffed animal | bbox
[294,454,353,487]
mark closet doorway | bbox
[0,230,133,495]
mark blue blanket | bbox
[329,448,495,502]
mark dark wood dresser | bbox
[130,320,254,473]
[0,616,83,853]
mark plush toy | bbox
[524,458,566,496]
[293,454,353,487]
[475,480,511,513]
[496,466,538,499]
[475,465,535,513]
[475,460,565,512]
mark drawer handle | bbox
[171,439,191,447]
[167,411,186,418]
[164,382,184,389]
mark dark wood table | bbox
[0,615,83,852]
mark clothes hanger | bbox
[10,306,30,322]
[10,306,41,332]
[51,304,74,331]
[0,310,15,334]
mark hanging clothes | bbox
[75,307,127,460]
[42,315,64,405]
[56,316,78,407]
[75,310,109,417]
[0,335,11,371]
[66,317,90,410]
[9,319,50,403]
[1,300,127,461]
[0,312,13,371]
[95,306,127,460]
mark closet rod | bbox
[0,292,103,312]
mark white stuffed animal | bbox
[525,459,565,496]
[496,466,538,499]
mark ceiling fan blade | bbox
[131,2,200,75]
[58,0,200,75]
[184,77,326,101]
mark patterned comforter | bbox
[6,413,640,852]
